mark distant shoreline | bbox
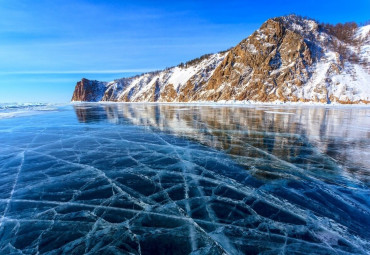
[70,101,370,108]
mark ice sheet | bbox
[0,104,369,254]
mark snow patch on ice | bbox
[264,111,294,115]
[0,103,58,119]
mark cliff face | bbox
[71,15,370,104]
[71,78,107,102]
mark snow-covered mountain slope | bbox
[72,15,370,104]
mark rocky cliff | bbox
[72,15,370,104]
[71,78,107,102]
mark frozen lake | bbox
[0,103,369,254]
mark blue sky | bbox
[0,0,369,103]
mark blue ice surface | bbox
[0,103,369,254]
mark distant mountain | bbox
[72,15,370,104]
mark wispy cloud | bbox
[0,69,154,75]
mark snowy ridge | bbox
[72,15,370,104]
[99,53,226,102]
[295,23,370,103]
[298,52,370,103]
[356,24,370,40]
[356,24,370,68]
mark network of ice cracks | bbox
[0,104,369,254]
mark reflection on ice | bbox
[74,104,370,185]
[0,103,369,254]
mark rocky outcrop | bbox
[71,78,107,102]
[71,15,370,104]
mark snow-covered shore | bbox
[71,100,370,108]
